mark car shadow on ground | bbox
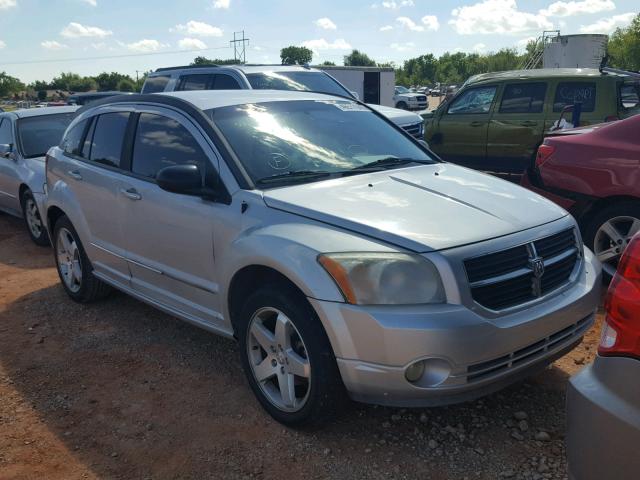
[0,276,576,479]
[0,213,52,270]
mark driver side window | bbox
[447,86,497,115]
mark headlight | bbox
[318,252,445,305]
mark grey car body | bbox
[142,64,426,139]
[567,356,640,479]
[44,90,600,424]
[0,106,79,243]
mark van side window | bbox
[142,75,171,94]
[131,113,208,179]
[447,86,497,115]
[61,119,88,156]
[86,112,130,168]
[499,83,547,113]
[620,82,640,109]
[177,74,214,91]
[553,82,597,112]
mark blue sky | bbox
[0,0,637,83]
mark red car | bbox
[522,114,640,277]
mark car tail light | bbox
[599,234,640,360]
[604,115,619,122]
[535,143,556,169]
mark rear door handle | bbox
[67,170,82,181]
[470,121,484,127]
[521,121,538,127]
[120,188,142,201]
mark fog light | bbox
[404,361,425,383]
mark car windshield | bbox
[396,86,409,94]
[246,71,352,97]
[17,113,76,158]
[208,100,434,187]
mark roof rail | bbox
[600,65,640,79]
[155,64,221,72]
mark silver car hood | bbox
[262,163,568,252]
[367,104,423,126]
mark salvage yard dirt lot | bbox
[0,213,602,480]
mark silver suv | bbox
[45,91,601,426]
[142,64,426,140]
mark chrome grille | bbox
[416,95,427,102]
[464,228,580,310]
[402,121,423,139]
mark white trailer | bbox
[543,34,608,69]
[316,66,395,107]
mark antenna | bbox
[230,31,250,64]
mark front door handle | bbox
[521,121,538,127]
[68,170,82,181]
[120,188,142,201]
[470,121,484,127]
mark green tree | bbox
[37,90,47,101]
[320,60,336,66]
[29,80,52,91]
[116,78,136,92]
[343,49,376,66]
[0,72,24,98]
[50,72,96,92]
[280,46,313,65]
[191,56,238,66]
[608,13,640,71]
[94,72,133,91]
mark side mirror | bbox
[0,143,14,160]
[156,164,230,203]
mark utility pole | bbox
[135,70,140,83]
[230,31,249,64]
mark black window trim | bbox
[446,84,499,116]
[498,82,548,114]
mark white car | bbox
[394,86,429,111]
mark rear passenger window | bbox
[131,113,209,179]
[553,82,597,112]
[0,118,12,145]
[620,82,640,109]
[213,75,241,89]
[61,119,88,156]
[142,75,171,94]
[177,74,214,91]
[499,83,547,113]
[86,112,130,168]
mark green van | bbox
[423,68,640,174]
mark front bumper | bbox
[311,248,601,407]
[566,356,640,480]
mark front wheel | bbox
[237,283,347,427]
[21,190,49,246]
[396,101,409,110]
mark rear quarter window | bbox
[553,82,597,112]
[499,83,547,113]
[142,75,171,94]
[177,74,214,91]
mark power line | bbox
[0,44,234,67]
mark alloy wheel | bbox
[594,215,640,276]
[25,197,43,238]
[56,227,83,293]
[247,307,311,412]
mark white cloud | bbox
[473,42,487,52]
[126,39,168,52]
[172,20,223,37]
[380,0,414,8]
[0,40,5,49]
[517,36,537,47]
[540,0,615,17]
[61,22,112,38]
[390,41,416,51]
[421,15,440,31]
[0,0,16,10]
[580,12,635,33]
[380,25,394,31]
[41,40,69,50]
[213,0,229,8]
[81,0,97,6]
[302,38,352,52]
[91,42,107,50]
[315,17,337,30]
[178,37,207,50]
[450,0,553,35]
[396,16,424,31]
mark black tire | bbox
[582,201,640,280]
[237,282,348,427]
[52,214,112,303]
[20,189,49,246]
[396,101,409,110]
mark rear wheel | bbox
[237,283,347,427]
[396,101,408,110]
[583,202,640,278]
[53,215,111,302]
[21,189,49,246]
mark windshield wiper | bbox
[255,170,333,186]
[344,157,428,174]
